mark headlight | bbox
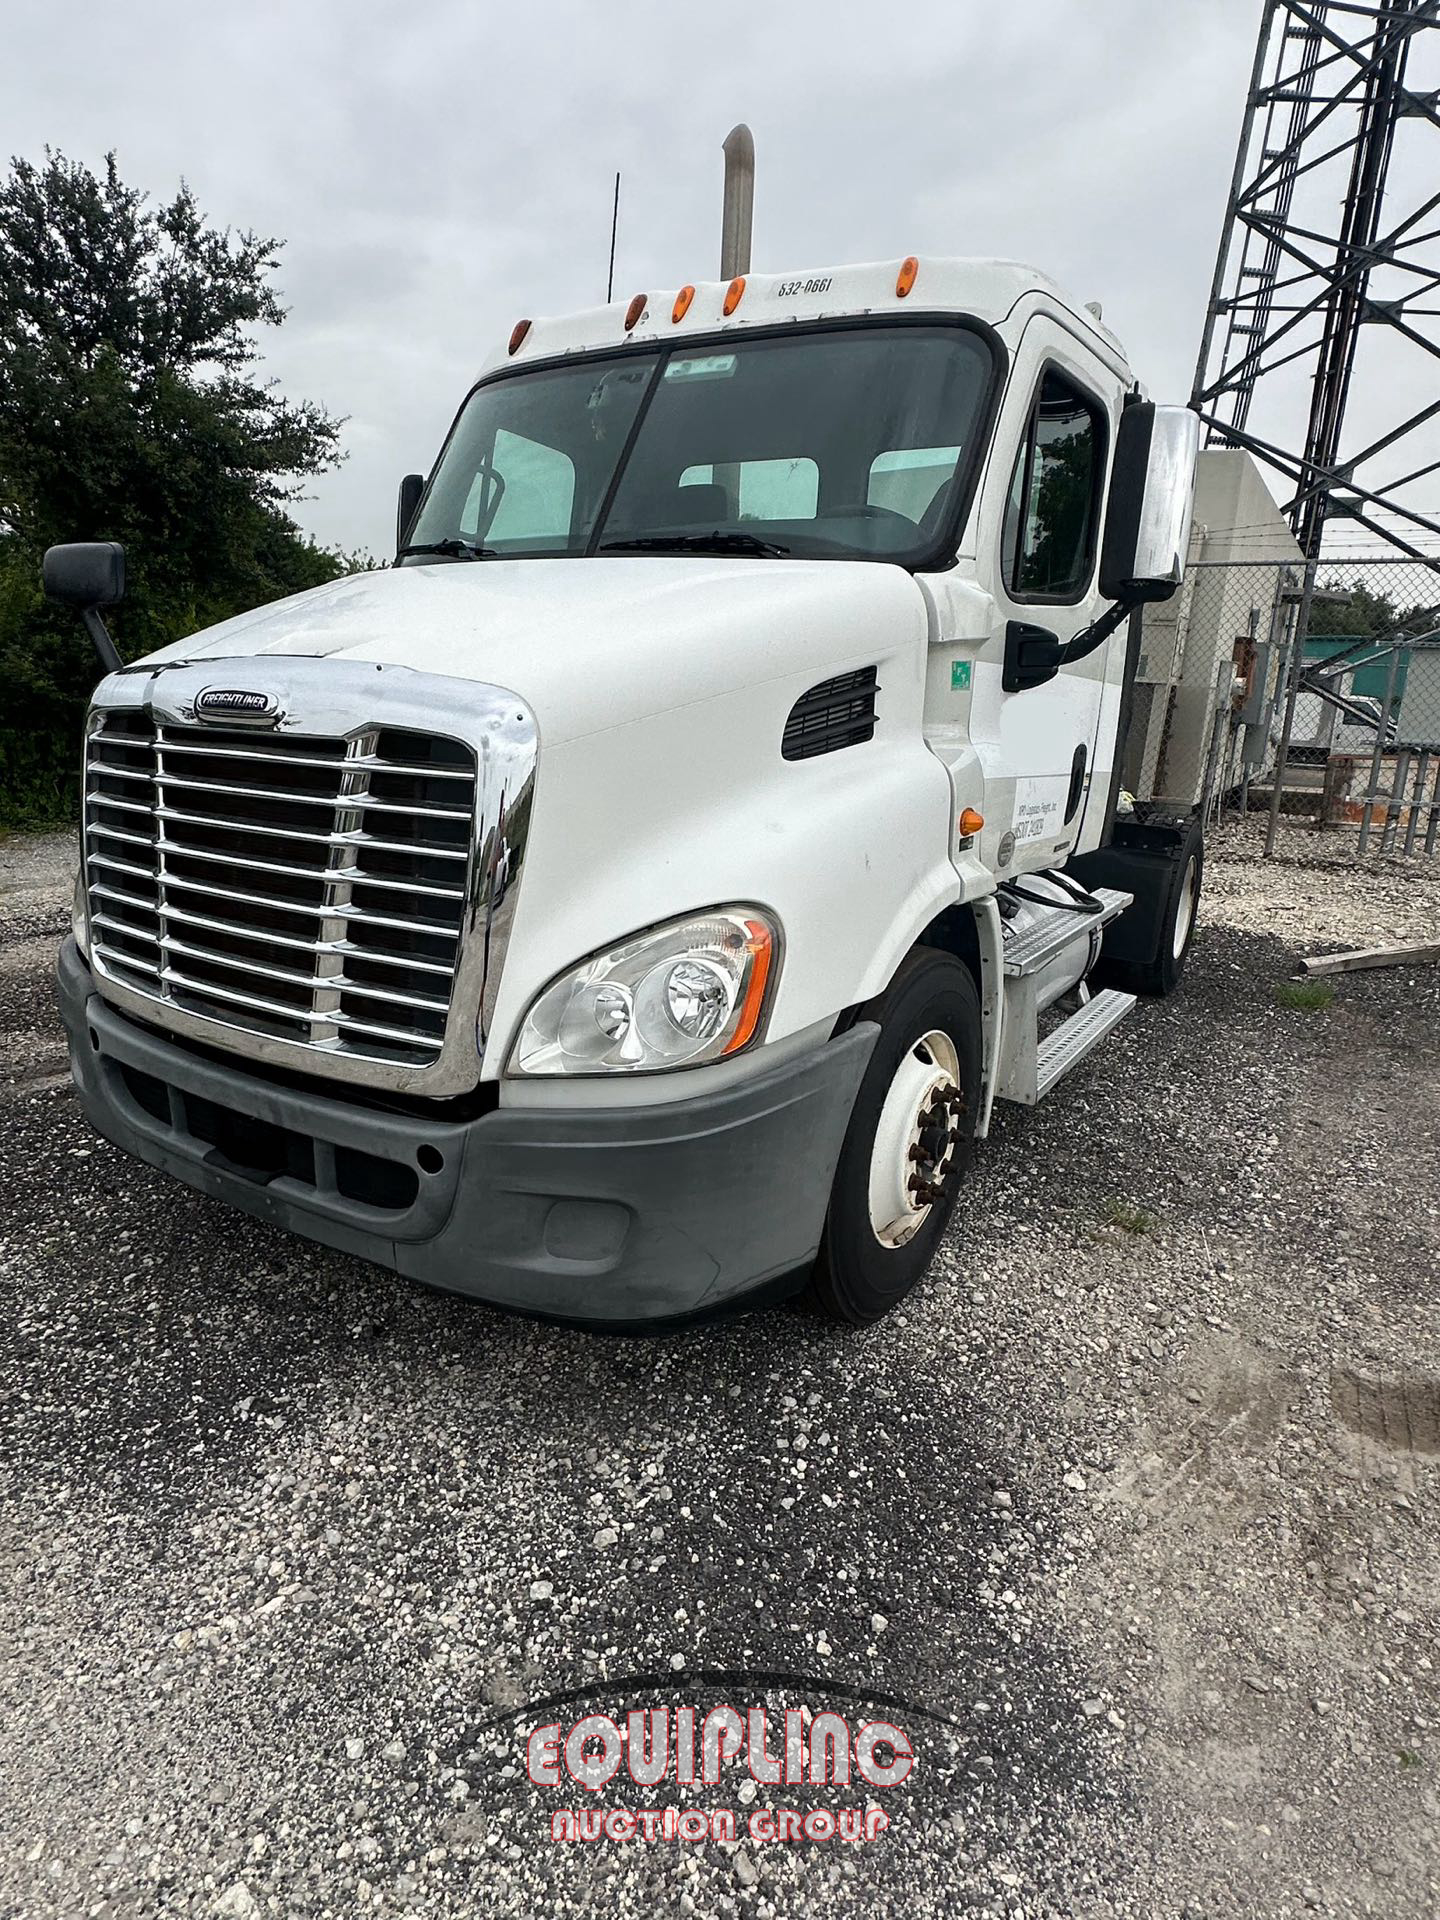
[72,868,89,958]
[509,907,779,1076]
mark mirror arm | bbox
[1058,596,1135,668]
[82,607,122,677]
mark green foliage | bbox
[1307,579,1437,642]
[1276,980,1334,1012]
[0,149,350,824]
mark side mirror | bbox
[1099,402,1199,605]
[43,541,125,610]
[42,541,125,675]
[397,473,425,554]
[1003,619,1062,693]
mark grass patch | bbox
[1277,979,1335,1012]
[1102,1199,1158,1236]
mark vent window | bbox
[782,667,879,761]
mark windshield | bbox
[403,323,996,567]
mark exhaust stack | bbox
[720,124,754,279]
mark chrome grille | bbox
[83,714,478,1068]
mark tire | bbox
[1092,815,1203,998]
[810,950,982,1326]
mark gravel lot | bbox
[1,823,1437,1919]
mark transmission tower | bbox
[1191,0,1440,566]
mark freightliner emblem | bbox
[194,687,283,725]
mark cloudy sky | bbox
[6,0,1432,561]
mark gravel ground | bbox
[1,823,1437,1919]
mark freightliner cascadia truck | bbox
[47,208,1202,1328]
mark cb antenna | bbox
[606,171,620,303]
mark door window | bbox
[1003,370,1106,601]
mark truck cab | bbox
[52,255,1200,1327]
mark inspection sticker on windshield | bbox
[950,660,971,691]
[1014,775,1067,842]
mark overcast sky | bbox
[8,0,1428,561]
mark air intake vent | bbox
[782,667,879,762]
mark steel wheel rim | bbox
[867,1028,963,1249]
[1172,854,1199,960]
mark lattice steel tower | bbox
[1191,0,1440,564]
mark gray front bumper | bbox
[57,938,875,1327]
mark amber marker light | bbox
[624,293,648,331]
[958,808,985,837]
[896,255,920,298]
[507,319,532,355]
[721,919,776,1056]
[723,275,746,316]
[672,285,696,323]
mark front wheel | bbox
[810,950,981,1325]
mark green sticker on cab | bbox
[951,659,972,691]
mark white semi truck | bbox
[48,246,1201,1328]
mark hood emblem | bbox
[194,687,283,726]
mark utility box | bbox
[1395,644,1440,750]
[1126,449,1304,812]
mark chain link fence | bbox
[1127,556,1440,859]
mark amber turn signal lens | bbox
[624,293,648,331]
[723,275,746,316]
[507,318,532,355]
[958,808,985,837]
[672,284,696,323]
[721,919,775,1056]
[895,256,919,298]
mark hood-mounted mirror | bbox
[42,542,126,676]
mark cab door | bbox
[969,319,1121,873]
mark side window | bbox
[466,428,575,546]
[1004,369,1107,601]
[680,457,819,520]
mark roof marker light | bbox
[508,319,532,355]
[896,256,919,298]
[723,275,746,316]
[624,293,648,331]
[672,284,696,323]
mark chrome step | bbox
[1031,988,1135,1103]
[1002,886,1132,978]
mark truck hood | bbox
[140,557,929,745]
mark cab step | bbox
[993,982,1136,1107]
[1033,988,1135,1103]
[1002,885,1132,977]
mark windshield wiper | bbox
[597,531,791,559]
[396,538,498,561]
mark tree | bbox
[0,150,348,824]
[1307,577,1439,642]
